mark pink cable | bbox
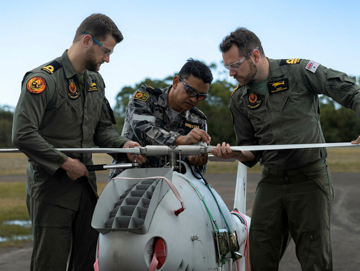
[232,210,249,271]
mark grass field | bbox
[0,148,359,249]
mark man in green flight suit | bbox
[211,27,360,271]
[12,14,145,271]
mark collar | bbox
[61,50,77,79]
[268,58,285,79]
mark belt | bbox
[263,159,326,177]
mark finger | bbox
[351,135,360,144]
[196,129,211,143]
[137,154,146,164]
[189,129,210,144]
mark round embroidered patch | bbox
[26,76,47,94]
[249,93,257,103]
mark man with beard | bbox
[211,27,360,270]
[12,14,145,271]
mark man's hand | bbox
[210,142,255,162]
[123,141,146,164]
[188,153,208,166]
[351,136,360,144]
[61,157,88,181]
[174,128,211,145]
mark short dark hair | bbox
[178,58,213,84]
[219,27,265,57]
[74,13,123,44]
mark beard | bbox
[84,47,101,72]
[235,60,258,86]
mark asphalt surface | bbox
[0,172,359,270]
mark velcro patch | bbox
[133,90,149,102]
[26,76,47,94]
[268,78,289,94]
[305,60,320,73]
[41,61,62,74]
[88,80,98,92]
[280,59,301,65]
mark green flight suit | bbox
[12,50,129,271]
[230,58,360,271]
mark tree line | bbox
[1,73,359,148]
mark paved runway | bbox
[0,172,359,270]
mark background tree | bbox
[113,72,360,145]
[0,106,15,148]
[0,77,358,148]
[113,64,237,145]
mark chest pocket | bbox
[279,86,319,137]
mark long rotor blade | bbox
[0,148,141,154]
[229,142,359,152]
[1,142,359,155]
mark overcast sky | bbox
[1,0,359,109]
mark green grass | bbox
[0,182,31,249]
[0,148,359,249]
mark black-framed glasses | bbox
[224,47,258,71]
[81,31,113,56]
[179,76,208,101]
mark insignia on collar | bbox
[26,76,47,94]
[88,80,98,92]
[41,61,62,74]
[247,92,262,109]
[268,78,289,94]
[68,79,80,99]
[133,90,149,102]
[280,59,301,65]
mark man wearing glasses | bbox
[109,58,212,180]
[211,27,360,270]
[12,14,145,271]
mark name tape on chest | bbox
[88,80,98,92]
[268,78,289,94]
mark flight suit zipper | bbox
[66,99,77,116]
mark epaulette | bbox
[144,84,162,95]
[280,59,301,66]
[191,107,207,119]
[231,84,241,96]
[41,60,62,75]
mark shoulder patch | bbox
[191,107,206,119]
[26,76,47,94]
[144,84,162,95]
[41,61,62,74]
[280,59,301,65]
[231,84,241,96]
[305,60,320,73]
[133,90,150,102]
